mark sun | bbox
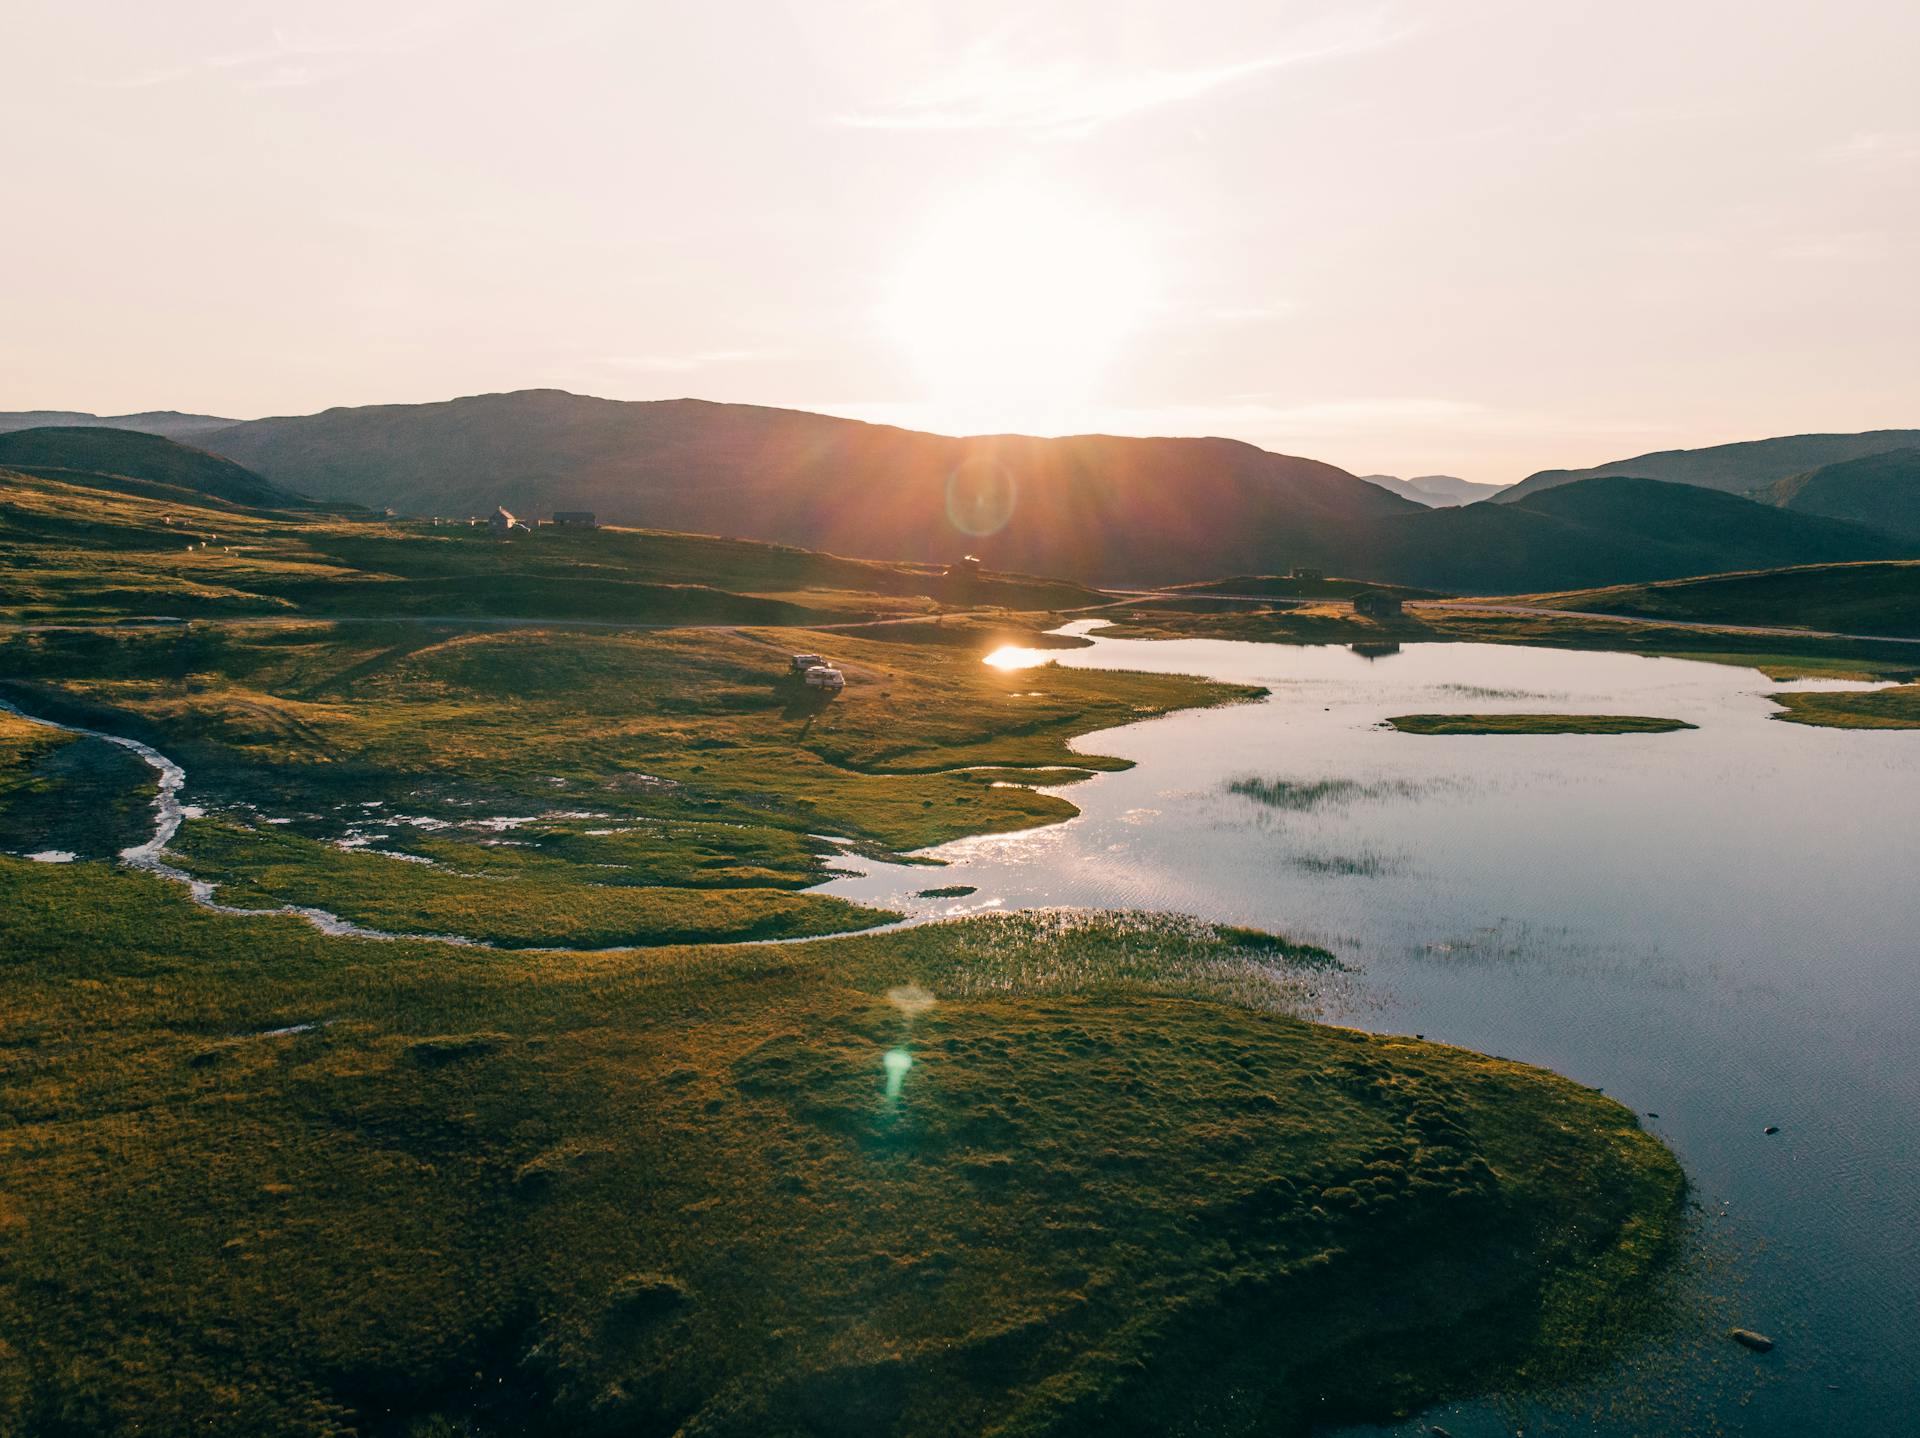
[880,180,1157,434]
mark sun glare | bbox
[882,181,1156,433]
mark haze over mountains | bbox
[0,409,237,441]
[1359,474,1510,507]
[3,392,1915,593]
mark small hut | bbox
[1353,590,1404,618]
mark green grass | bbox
[1387,714,1697,736]
[0,471,1693,1432]
[0,623,1248,842]
[1518,560,1920,638]
[0,858,1686,1438]
[167,818,893,946]
[0,465,1099,626]
[1769,683,1920,729]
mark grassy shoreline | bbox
[0,859,1687,1438]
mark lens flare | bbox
[882,1047,914,1099]
[945,458,1017,537]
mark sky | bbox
[3,0,1916,483]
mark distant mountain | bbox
[1359,474,1510,507]
[0,427,319,510]
[1289,476,1909,593]
[1761,448,1920,541]
[1501,430,1920,503]
[0,409,238,440]
[198,390,1419,586]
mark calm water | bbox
[823,628,1920,1436]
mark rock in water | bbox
[1729,1327,1775,1353]
[1764,1124,1780,1134]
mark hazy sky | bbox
[4,1,1916,481]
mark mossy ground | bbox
[0,861,1684,1438]
[1386,714,1696,736]
[0,619,1252,945]
[0,473,1690,1434]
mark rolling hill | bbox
[0,427,318,511]
[1516,560,1920,638]
[1286,476,1910,593]
[0,408,237,439]
[195,390,1420,587]
[1501,429,1920,503]
[1760,447,1920,541]
[1358,473,1510,506]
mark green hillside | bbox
[1501,429,1920,503]
[1519,560,1920,638]
[0,460,1099,624]
[1762,447,1920,541]
[0,427,315,511]
[1287,477,1909,592]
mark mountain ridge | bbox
[0,409,238,440]
[1501,429,1920,503]
[196,388,1420,587]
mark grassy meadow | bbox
[0,461,1697,1434]
[0,858,1684,1438]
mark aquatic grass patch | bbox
[1387,714,1697,736]
[1226,776,1426,811]
[1288,850,1401,878]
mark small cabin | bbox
[489,505,528,534]
[1352,590,1404,618]
[553,510,597,528]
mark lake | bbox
[821,626,1920,1436]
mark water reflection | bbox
[823,633,1920,1436]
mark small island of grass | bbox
[1388,713,1697,736]
[1769,682,1920,730]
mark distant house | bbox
[1352,590,1404,618]
[489,505,528,534]
[553,510,597,528]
